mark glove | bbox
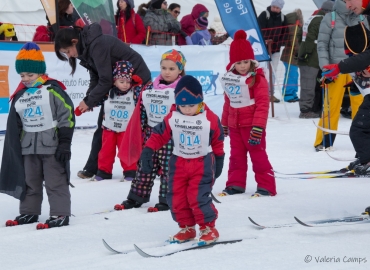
[322,64,340,79]
[139,147,154,174]
[131,75,142,87]
[222,126,229,137]
[321,77,334,84]
[215,154,225,179]
[248,126,263,145]
[298,53,310,62]
[55,127,74,162]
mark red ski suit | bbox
[145,104,224,227]
[221,68,276,195]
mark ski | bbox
[274,172,369,179]
[248,217,294,229]
[134,239,243,258]
[325,152,357,162]
[312,120,349,135]
[102,239,133,254]
[294,216,370,227]
[273,168,349,175]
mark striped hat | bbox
[161,49,186,71]
[15,42,46,74]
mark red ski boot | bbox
[199,226,219,245]
[170,226,196,243]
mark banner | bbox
[214,0,270,62]
[70,0,117,36]
[40,0,56,25]
[0,42,231,131]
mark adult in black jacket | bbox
[54,23,151,179]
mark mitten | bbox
[55,127,74,162]
[215,154,225,179]
[222,126,229,137]
[131,75,143,87]
[248,126,263,145]
[322,64,340,79]
[139,147,154,174]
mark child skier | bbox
[139,75,224,244]
[93,60,141,181]
[115,49,186,212]
[0,42,75,229]
[219,30,277,197]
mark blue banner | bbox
[214,0,270,61]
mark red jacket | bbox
[146,104,224,157]
[116,9,146,44]
[178,4,209,45]
[221,68,269,129]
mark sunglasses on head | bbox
[174,10,180,14]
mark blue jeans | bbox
[282,62,299,101]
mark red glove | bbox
[74,107,83,116]
[222,126,229,137]
[322,64,340,79]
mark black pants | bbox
[83,105,104,174]
[350,95,370,164]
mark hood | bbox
[191,4,209,19]
[334,0,350,15]
[81,23,103,46]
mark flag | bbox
[214,0,270,61]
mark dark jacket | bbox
[258,6,289,54]
[77,23,151,108]
[338,5,370,73]
[280,11,302,65]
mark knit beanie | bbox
[113,60,134,81]
[161,49,186,71]
[15,42,46,74]
[174,75,203,105]
[321,1,334,13]
[0,23,16,38]
[195,17,208,30]
[151,0,165,9]
[226,30,255,71]
[271,0,285,9]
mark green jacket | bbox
[280,11,302,65]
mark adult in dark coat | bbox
[54,23,151,179]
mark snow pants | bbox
[282,62,299,101]
[98,129,137,175]
[20,154,71,216]
[350,94,370,164]
[167,154,218,227]
[225,126,276,196]
[299,65,319,112]
[314,74,363,147]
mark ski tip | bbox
[134,244,152,258]
[211,192,221,204]
[248,217,265,229]
[294,216,313,227]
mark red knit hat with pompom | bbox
[226,30,255,71]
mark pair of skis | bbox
[273,168,370,179]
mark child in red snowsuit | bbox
[139,75,225,244]
[93,60,141,181]
[220,30,276,197]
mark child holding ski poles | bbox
[219,30,277,197]
[139,75,225,244]
[0,42,75,229]
[115,49,186,212]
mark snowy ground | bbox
[0,91,369,270]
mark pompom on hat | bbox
[161,49,186,71]
[113,60,134,81]
[15,42,46,74]
[226,30,255,71]
[174,75,203,105]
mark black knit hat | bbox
[174,75,203,105]
[151,0,165,9]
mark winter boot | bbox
[6,214,38,226]
[114,199,142,210]
[121,170,136,182]
[219,187,244,196]
[361,206,370,216]
[354,162,370,176]
[348,158,361,171]
[250,189,271,198]
[77,170,95,179]
[199,226,219,245]
[170,226,196,243]
[36,216,69,229]
[148,202,170,212]
[92,170,112,181]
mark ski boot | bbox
[361,206,370,218]
[199,226,219,245]
[6,214,38,227]
[114,199,142,210]
[36,216,69,229]
[169,226,196,243]
[148,202,170,212]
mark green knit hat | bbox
[15,42,46,74]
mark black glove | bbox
[55,127,74,163]
[215,154,225,179]
[140,147,154,174]
[298,53,310,62]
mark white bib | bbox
[353,78,370,97]
[169,111,212,159]
[220,72,255,108]
[15,85,57,132]
[103,90,135,132]
[142,88,175,127]
[302,15,323,42]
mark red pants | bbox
[98,129,137,174]
[167,154,218,227]
[226,126,276,195]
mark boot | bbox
[354,162,370,176]
[37,216,69,229]
[348,158,361,171]
[199,226,219,245]
[77,170,95,179]
[121,170,136,182]
[6,214,38,226]
[114,199,142,210]
[148,202,170,212]
[170,226,196,243]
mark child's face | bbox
[234,60,251,75]
[114,78,131,92]
[160,59,181,83]
[20,72,41,84]
[178,104,198,116]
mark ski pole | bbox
[325,83,332,147]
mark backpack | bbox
[265,10,285,23]
[33,25,51,42]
